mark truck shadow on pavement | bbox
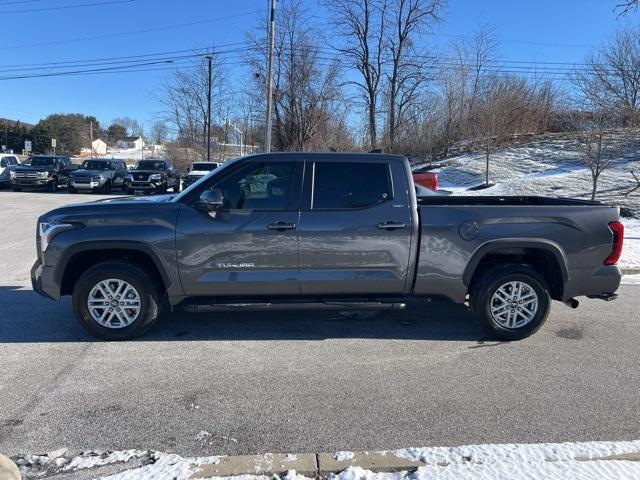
[0,286,486,343]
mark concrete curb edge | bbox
[188,451,430,479]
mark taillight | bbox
[604,221,624,265]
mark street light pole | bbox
[207,55,212,162]
[264,0,276,153]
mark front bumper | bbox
[12,178,52,189]
[126,181,163,194]
[30,259,60,301]
[69,179,102,189]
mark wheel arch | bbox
[464,239,569,300]
[58,241,171,296]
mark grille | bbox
[15,172,41,179]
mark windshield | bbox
[81,160,109,170]
[191,163,218,171]
[24,157,56,167]
[134,160,166,170]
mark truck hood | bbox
[128,169,165,175]
[71,169,109,177]
[14,165,55,173]
[38,194,179,224]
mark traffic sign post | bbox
[24,140,32,153]
[51,138,57,155]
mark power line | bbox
[0,11,257,50]
[0,0,135,14]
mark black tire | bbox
[72,261,163,340]
[67,185,77,193]
[47,179,57,193]
[469,265,551,341]
[101,181,111,194]
[11,186,22,192]
[125,187,134,195]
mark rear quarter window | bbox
[312,162,392,209]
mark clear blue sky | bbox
[0,0,633,130]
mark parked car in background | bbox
[412,165,439,191]
[32,152,623,341]
[68,159,128,194]
[182,162,220,189]
[11,155,77,192]
[0,154,20,188]
[124,159,181,195]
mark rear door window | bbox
[312,162,391,209]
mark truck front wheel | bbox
[470,265,551,341]
[72,261,163,340]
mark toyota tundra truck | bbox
[31,152,624,340]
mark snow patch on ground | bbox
[95,452,220,480]
[334,451,356,462]
[622,274,640,285]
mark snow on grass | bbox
[434,136,640,213]
[621,218,640,269]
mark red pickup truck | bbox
[412,165,438,191]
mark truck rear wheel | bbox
[470,265,551,340]
[72,261,163,340]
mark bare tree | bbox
[470,76,529,186]
[326,0,387,148]
[247,0,347,151]
[150,120,168,145]
[384,0,444,151]
[576,27,640,124]
[616,0,639,15]
[156,52,230,161]
[571,109,628,200]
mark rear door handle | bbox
[268,221,297,231]
[377,221,406,230]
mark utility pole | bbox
[141,125,144,161]
[89,121,95,157]
[206,55,212,162]
[264,0,276,153]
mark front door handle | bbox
[377,221,406,230]
[268,221,297,231]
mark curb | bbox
[622,268,640,275]
[188,451,425,479]
[190,453,318,478]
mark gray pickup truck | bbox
[31,152,624,340]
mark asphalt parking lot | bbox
[1,189,639,458]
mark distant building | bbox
[80,138,108,157]
[116,136,145,149]
[92,139,107,155]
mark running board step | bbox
[182,301,407,313]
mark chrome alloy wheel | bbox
[87,279,141,329]
[490,281,539,329]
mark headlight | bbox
[91,175,101,182]
[149,173,162,181]
[38,221,75,253]
[10,170,16,178]
[124,174,133,181]
[38,171,49,178]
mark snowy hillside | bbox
[425,135,640,270]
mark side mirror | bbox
[197,188,224,212]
